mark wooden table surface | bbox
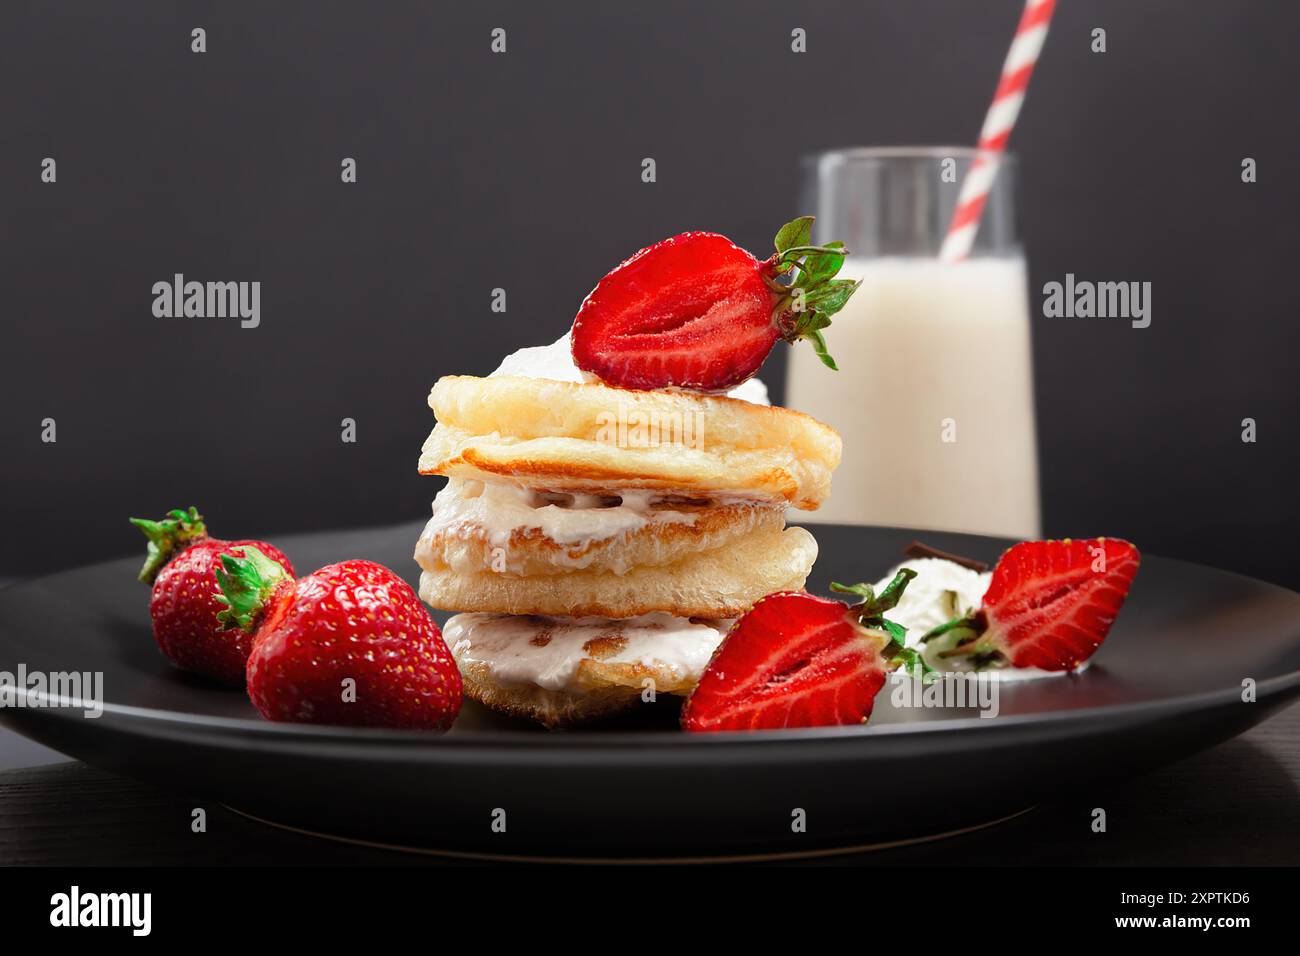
[2,704,1297,866]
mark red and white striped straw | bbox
[938,0,1056,263]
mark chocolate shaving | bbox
[902,540,989,573]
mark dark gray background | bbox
[2,0,1296,589]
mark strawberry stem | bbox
[213,546,293,634]
[765,216,863,371]
[920,612,983,643]
[889,643,933,681]
[129,506,208,584]
[872,569,916,613]
[921,610,1003,665]
[832,569,930,677]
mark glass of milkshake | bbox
[787,147,1040,538]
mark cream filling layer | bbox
[443,611,731,693]
[421,478,707,551]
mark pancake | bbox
[419,375,842,510]
[415,478,788,577]
[445,611,730,728]
[459,667,642,728]
[418,524,818,618]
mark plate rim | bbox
[5,671,1299,754]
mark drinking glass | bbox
[787,147,1041,538]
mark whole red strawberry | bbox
[924,538,1141,671]
[130,507,296,684]
[682,572,920,733]
[571,216,860,391]
[217,551,462,730]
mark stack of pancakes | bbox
[414,359,841,727]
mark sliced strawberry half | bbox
[571,216,860,391]
[924,538,1141,671]
[681,571,921,733]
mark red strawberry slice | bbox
[571,216,860,391]
[927,538,1141,671]
[682,572,920,733]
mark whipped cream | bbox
[877,557,990,637]
[443,612,730,693]
[490,333,592,384]
[877,557,1083,681]
[490,333,771,406]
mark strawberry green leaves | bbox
[916,585,996,663]
[765,216,863,371]
[832,569,933,680]
[920,613,984,646]
[830,567,916,622]
[129,506,208,584]
[773,215,815,254]
[798,241,848,285]
[214,545,293,634]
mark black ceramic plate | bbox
[2,522,1299,859]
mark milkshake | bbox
[785,256,1040,537]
